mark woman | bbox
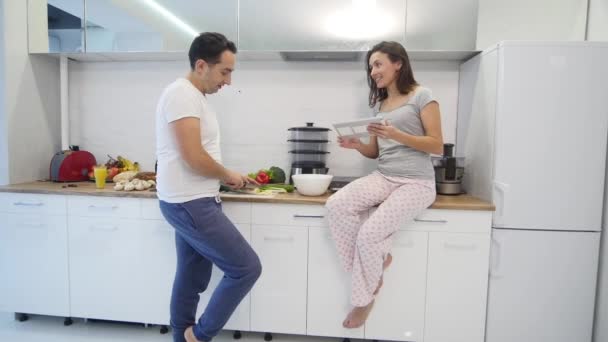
[326,41,443,328]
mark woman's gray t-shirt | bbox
[374,87,436,180]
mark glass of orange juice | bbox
[93,166,108,189]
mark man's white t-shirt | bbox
[155,78,222,203]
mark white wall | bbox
[594,146,608,342]
[0,0,7,185]
[0,0,61,185]
[476,0,588,49]
[588,0,608,41]
[67,59,460,177]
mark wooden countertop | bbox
[0,181,495,211]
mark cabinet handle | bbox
[414,218,447,223]
[89,224,118,232]
[489,237,503,279]
[263,235,294,243]
[13,201,44,207]
[443,242,477,251]
[395,240,414,248]
[293,215,325,219]
[88,205,118,211]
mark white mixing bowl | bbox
[292,174,334,196]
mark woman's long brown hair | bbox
[366,41,418,108]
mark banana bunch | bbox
[117,156,140,172]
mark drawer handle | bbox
[293,215,325,219]
[89,224,118,232]
[13,201,44,207]
[263,235,294,243]
[395,240,414,248]
[443,242,477,251]
[88,205,118,211]
[414,218,447,223]
[18,222,46,229]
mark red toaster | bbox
[49,147,97,182]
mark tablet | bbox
[333,117,383,138]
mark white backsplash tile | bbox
[68,59,459,176]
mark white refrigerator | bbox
[456,41,608,342]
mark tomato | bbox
[255,171,270,184]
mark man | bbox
[155,32,262,342]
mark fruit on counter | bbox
[247,166,287,184]
[117,155,140,172]
[107,167,120,180]
[114,178,155,191]
[112,170,138,183]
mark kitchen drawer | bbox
[141,199,163,220]
[68,196,140,219]
[252,203,327,227]
[222,202,251,224]
[0,193,66,215]
[141,199,251,224]
[402,209,492,233]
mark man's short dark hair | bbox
[188,32,237,70]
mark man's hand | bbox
[223,170,260,189]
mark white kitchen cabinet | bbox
[0,212,70,316]
[197,223,251,331]
[68,216,175,323]
[0,189,493,342]
[424,232,490,342]
[365,231,429,342]
[0,193,66,215]
[136,219,176,325]
[476,0,588,49]
[251,203,327,227]
[250,224,308,335]
[238,0,406,51]
[68,196,140,219]
[307,227,364,339]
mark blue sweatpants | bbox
[160,196,262,342]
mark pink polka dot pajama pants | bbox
[325,171,436,307]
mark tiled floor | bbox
[0,312,352,342]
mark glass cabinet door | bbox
[85,0,238,52]
[239,0,406,51]
[28,0,85,53]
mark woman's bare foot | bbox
[373,253,393,295]
[184,326,203,342]
[343,301,375,328]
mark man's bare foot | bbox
[373,253,393,295]
[184,326,203,342]
[343,301,375,328]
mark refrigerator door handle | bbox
[493,181,509,225]
[489,236,503,279]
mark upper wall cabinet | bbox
[405,0,478,50]
[28,0,85,53]
[85,0,238,52]
[238,0,406,51]
[476,0,588,49]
